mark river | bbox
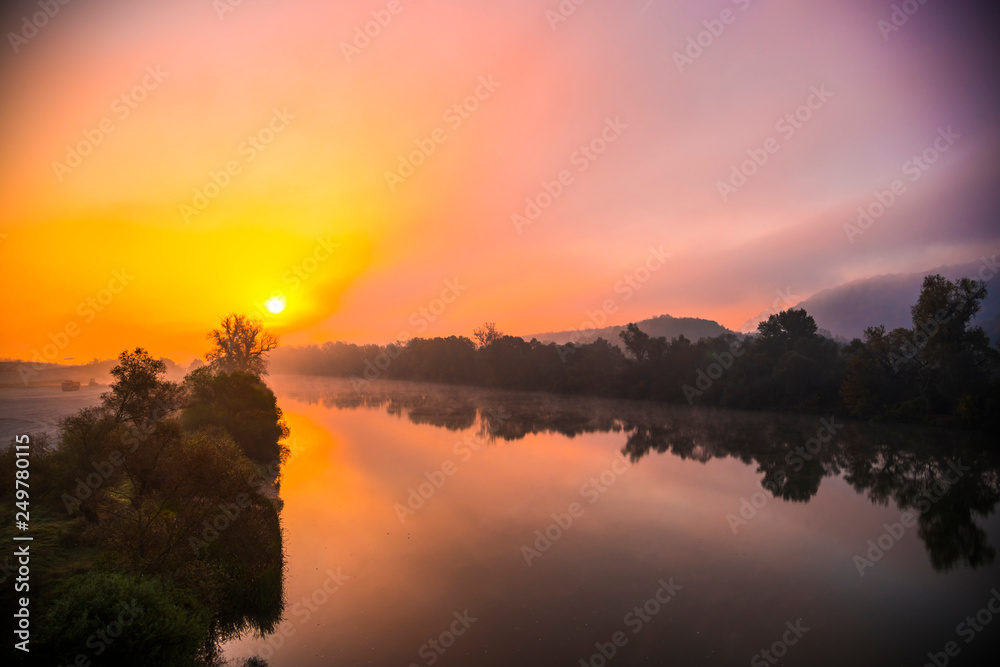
[219,375,1000,666]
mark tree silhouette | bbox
[619,323,651,360]
[840,275,998,422]
[756,309,818,349]
[205,314,278,378]
[473,322,503,348]
[102,348,180,425]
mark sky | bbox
[1,0,998,364]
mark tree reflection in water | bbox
[278,377,1000,573]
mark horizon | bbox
[0,309,732,368]
[5,255,997,368]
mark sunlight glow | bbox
[265,294,287,315]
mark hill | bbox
[521,314,736,348]
[737,258,1000,342]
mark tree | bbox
[620,323,651,361]
[756,309,818,349]
[908,275,997,416]
[473,322,503,349]
[182,367,290,465]
[35,573,210,666]
[840,274,998,423]
[102,348,180,426]
[909,274,988,367]
[205,314,278,377]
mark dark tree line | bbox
[270,274,1000,429]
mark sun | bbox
[264,294,287,314]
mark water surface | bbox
[0,384,104,445]
[224,375,1000,666]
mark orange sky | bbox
[1,0,997,363]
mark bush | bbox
[182,368,289,465]
[36,572,211,666]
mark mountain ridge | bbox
[738,257,1000,342]
[520,313,736,348]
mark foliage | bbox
[10,330,289,664]
[182,367,290,465]
[756,308,818,350]
[35,572,211,666]
[473,322,503,348]
[205,314,279,378]
[619,322,652,361]
[841,275,1000,424]
[102,347,182,426]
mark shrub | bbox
[36,572,211,666]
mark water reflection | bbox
[223,376,1000,667]
[276,376,999,574]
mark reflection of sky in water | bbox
[225,377,1000,666]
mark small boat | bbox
[61,380,81,391]
[88,378,98,386]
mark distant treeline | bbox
[0,355,191,387]
[271,274,1000,428]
